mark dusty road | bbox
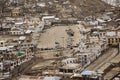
[85,48,118,71]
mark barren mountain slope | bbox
[69,0,110,18]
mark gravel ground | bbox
[38,25,82,48]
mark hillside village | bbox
[0,0,120,80]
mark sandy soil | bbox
[38,25,82,48]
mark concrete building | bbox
[2,8,12,17]
[9,27,25,36]
[78,41,104,67]
[94,27,120,46]
[61,58,78,66]
[59,63,81,74]
[12,8,20,17]
[0,48,34,71]
[76,27,109,68]
[106,29,120,45]
[59,58,81,74]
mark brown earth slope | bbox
[0,0,110,19]
[69,0,110,18]
[26,0,110,19]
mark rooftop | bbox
[59,63,81,69]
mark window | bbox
[59,69,63,72]
[14,62,16,65]
[108,38,111,43]
[19,32,21,34]
[85,61,87,64]
[116,38,119,43]
[11,63,13,66]
[103,33,105,36]
[13,32,15,34]
[68,69,73,73]
[1,42,3,45]
[112,38,114,43]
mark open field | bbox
[38,25,82,48]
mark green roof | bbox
[17,51,24,56]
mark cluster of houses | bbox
[0,0,119,80]
[58,26,109,75]
[1,0,77,19]
[0,14,46,79]
[0,0,80,79]
[55,11,120,80]
[0,3,68,78]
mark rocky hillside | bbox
[46,0,110,19]
[102,0,120,7]
[0,0,111,19]
[69,0,110,19]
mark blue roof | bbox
[81,70,93,76]
[43,76,61,80]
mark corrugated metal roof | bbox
[43,76,61,80]
[0,47,7,51]
[81,70,94,76]
[106,32,116,36]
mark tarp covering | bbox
[19,36,26,40]
[81,70,93,76]
[17,52,24,56]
